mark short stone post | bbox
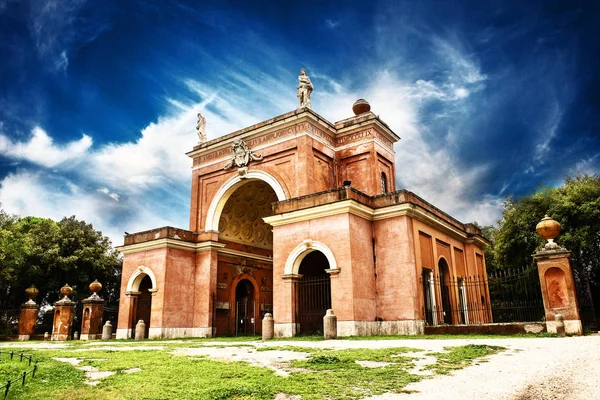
[80,280,104,340]
[102,321,113,340]
[43,332,49,340]
[534,216,582,335]
[323,309,337,340]
[18,285,40,341]
[555,314,566,337]
[51,284,77,341]
[262,313,274,340]
[73,331,79,340]
[135,320,146,340]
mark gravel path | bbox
[361,335,600,400]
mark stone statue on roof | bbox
[297,68,313,109]
[196,112,207,143]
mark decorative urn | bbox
[60,283,73,301]
[89,279,102,294]
[24,284,39,305]
[352,99,371,115]
[536,215,561,249]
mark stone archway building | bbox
[116,99,490,339]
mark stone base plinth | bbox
[337,320,425,337]
[546,319,583,335]
[273,320,425,338]
[116,327,213,339]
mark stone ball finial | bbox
[536,215,561,249]
[352,99,371,115]
[89,279,102,294]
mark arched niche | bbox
[545,267,568,309]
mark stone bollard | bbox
[555,314,566,337]
[73,331,79,340]
[44,332,49,341]
[323,309,337,340]
[135,320,146,340]
[102,321,113,340]
[262,313,274,341]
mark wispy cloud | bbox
[0,127,92,167]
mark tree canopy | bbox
[0,210,122,316]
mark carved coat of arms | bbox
[224,139,263,169]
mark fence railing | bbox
[0,350,39,399]
[487,266,545,323]
[421,266,545,326]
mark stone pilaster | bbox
[18,303,39,341]
[80,298,104,340]
[51,284,76,341]
[80,280,104,340]
[18,285,40,341]
[534,248,582,335]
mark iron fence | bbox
[488,266,545,323]
[421,265,545,326]
[0,350,39,399]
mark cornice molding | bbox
[217,247,274,264]
[117,239,226,255]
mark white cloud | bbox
[0,171,172,246]
[0,127,92,167]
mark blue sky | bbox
[0,0,598,245]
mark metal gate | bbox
[297,275,331,334]
[235,301,257,336]
[488,266,545,323]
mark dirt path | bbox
[361,335,600,400]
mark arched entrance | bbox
[234,279,256,335]
[438,258,452,324]
[133,275,153,338]
[296,251,332,334]
[213,179,278,335]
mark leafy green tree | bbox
[0,210,122,330]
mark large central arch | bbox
[205,170,287,232]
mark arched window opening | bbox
[381,172,387,194]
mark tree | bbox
[0,210,122,331]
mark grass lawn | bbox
[0,336,506,400]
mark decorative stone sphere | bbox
[352,99,371,115]
[25,284,39,300]
[536,215,561,241]
[60,283,73,297]
[89,279,102,294]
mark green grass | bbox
[0,339,507,399]
[426,344,505,375]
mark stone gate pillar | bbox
[80,280,104,340]
[51,284,76,341]
[534,216,582,335]
[18,285,39,341]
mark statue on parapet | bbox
[297,68,313,109]
[196,112,207,143]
